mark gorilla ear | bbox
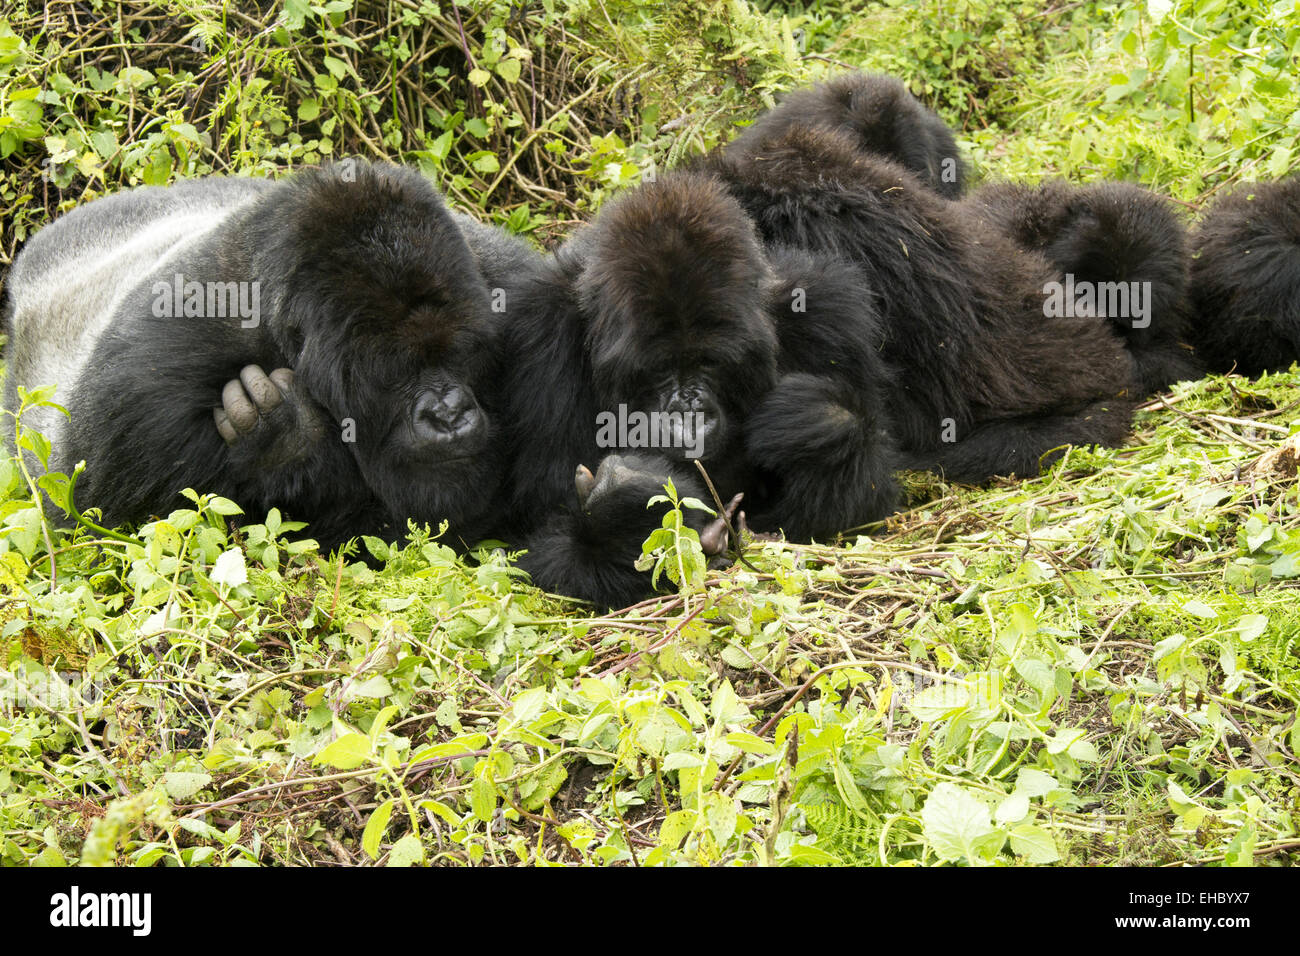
[575,464,596,509]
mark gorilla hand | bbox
[699,491,744,557]
[518,453,721,609]
[214,365,331,470]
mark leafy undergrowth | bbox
[2,371,1299,867]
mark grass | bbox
[3,371,1298,866]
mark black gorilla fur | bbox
[740,72,968,198]
[494,171,899,605]
[3,162,503,547]
[1188,177,1300,375]
[694,114,1138,482]
[969,179,1201,394]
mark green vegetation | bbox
[1,0,1298,866]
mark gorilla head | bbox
[573,172,779,466]
[252,163,501,527]
[727,72,967,198]
[3,160,504,543]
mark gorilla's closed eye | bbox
[410,291,450,313]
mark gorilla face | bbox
[264,165,501,526]
[574,173,779,464]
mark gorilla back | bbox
[699,122,1137,482]
[728,72,967,198]
[4,163,502,545]
[1188,177,1300,375]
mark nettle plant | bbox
[0,387,321,664]
[635,479,714,596]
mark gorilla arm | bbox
[741,246,901,541]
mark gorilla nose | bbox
[665,382,718,416]
[412,384,484,450]
[664,384,721,455]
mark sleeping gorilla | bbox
[692,104,1138,482]
[3,161,503,547]
[1187,176,1300,376]
[967,180,1201,394]
[739,71,1197,397]
[490,171,900,606]
[741,72,968,198]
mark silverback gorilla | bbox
[3,161,504,547]
[1188,176,1300,375]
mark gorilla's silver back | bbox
[4,177,271,451]
[451,211,539,283]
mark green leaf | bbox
[211,548,247,589]
[710,679,747,723]
[922,783,998,864]
[787,844,842,865]
[511,687,549,723]
[314,732,372,770]
[723,732,774,755]
[903,683,968,721]
[1009,823,1060,863]
[1181,599,1218,619]
[282,0,311,31]
[387,834,424,867]
[349,675,393,699]
[467,68,491,87]
[162,771,212,801]
[362,799,393,860]
[659,809,695,849]
[470,151,500,174]
[1013,658,1055,696]
[663,751,704,771]
[995,792,1030,826]
[704,793,738,846]
[1235,614,1268,642]
[495,57,521,83]
[1046,728,1086,755]
[1068,129,1089,164]
[470,776,496,823]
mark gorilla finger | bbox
[214,407,241,445]
[699,515,730,556]
[239,364,284,414]
[221,378,259,432]
[575,464,595,509]
[268,367,295,395]
[721,492,744,522]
